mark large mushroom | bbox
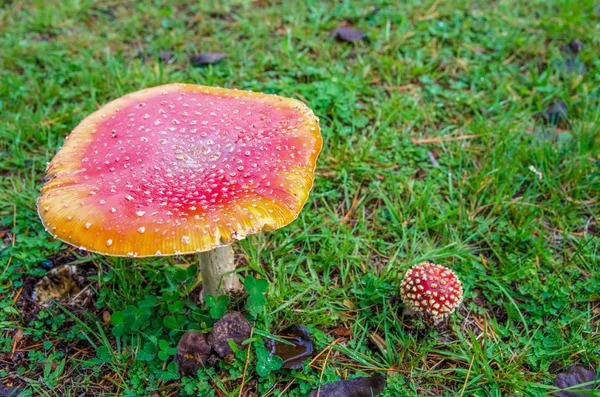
[37,84,322,298]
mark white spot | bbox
[85,222,92,229]
[106,239,113,247]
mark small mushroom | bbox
[37,84,322,299]
[400,262,463,324]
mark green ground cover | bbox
[1,0,599,395]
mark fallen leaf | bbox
[189,53,227,66]
[556,40,586,75]
[0,384,24,397]
[207,311,251,357]
[265,325,313,369]
[427,151,440,168]
[8,329,23,359]
[158,50,174,63]
[331,327,352,337]
[309,374,386,397]
[369,332,387,356]
[174,332,212,376]
[11,329,23,346]
[332,27,365,43]
[560,40,584,57]
[414,168,426,180]
[534,101,569,127]
[554,365,600,397]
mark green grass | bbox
[1,0,599,395]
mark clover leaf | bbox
[244,275,269,318]
[255,343,282,377]
[205,294,230,319]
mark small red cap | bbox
[400,262,463,322]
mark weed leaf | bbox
[205,294,230,319]
[96,346,112,362]
[244,275,268,317]
[110,311,124,325]
[164,316,178,330]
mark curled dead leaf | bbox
[190,53,227,66]
[265,325,313,370]
[158,51,174,63]
[331,327,352,337]
[332,27,365,43]
[534,101,569,127]
[309,374,386,397]
[554,365,600,397]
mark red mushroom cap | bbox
[37,84,322,257]
[400,262,463,321]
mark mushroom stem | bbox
[198,245,243,300]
